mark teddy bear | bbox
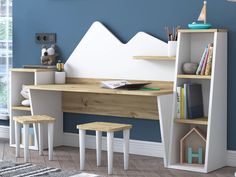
[41,44,58,65]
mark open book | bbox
[100,80,150,90]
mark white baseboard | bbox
[0,125,9,139]
[63,133,236,167]
[63,133,164,157]
[227,151,236,167]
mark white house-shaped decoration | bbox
[180,127,206,164]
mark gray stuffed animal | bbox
[41,44,58,65]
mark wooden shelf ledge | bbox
[178,29,227,33]
[12,105,31,111]
[177,74,211,80]
[133,56,176,61]
[174,117,208,125]
[10,68,55,73]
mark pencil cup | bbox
[168,41,177,57]
[55,71,66,84]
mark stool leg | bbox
[48,123,54,161]
[23,124,29,162]
[107,132,114,175]
[79,129,86,170]
[38,123,43,156]
[15,121,20,158]
[123,129,130,170]
[96,131,102,166]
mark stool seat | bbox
[77,122,132,175]
[77,122,132,132]
[14,115,55,162]
[13,115,55,124]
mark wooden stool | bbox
[77,122,132,175]
[13,115,55,162]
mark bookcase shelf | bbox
[10,68,55,150]
[177,75,211,80]
[162,30,227,173]
[12,105,31,111]
[133,56,176,61]
[174,117,208,125]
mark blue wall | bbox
[13,0,236,149]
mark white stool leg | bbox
[96,131,102,166]
[33,123,38,151]
[38,123,43,156]
[79,129,86,170]
[15,121,20,158]
[123,129,130,170]
[23,124,29,162]
[48,123,54,161]
[107,132,114,175]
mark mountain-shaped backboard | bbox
[65,21,175,81]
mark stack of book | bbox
[176,83,204,119]
[196,43,213,76]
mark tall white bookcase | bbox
[161,29,227,173]
[10,68,55,150]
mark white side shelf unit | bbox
[10,68,55,150]
[161,29,227,173]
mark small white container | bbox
[168,41,177,57]
[55,71,66,84]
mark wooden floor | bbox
[0,139,235,177]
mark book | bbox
[100,80,150,90]
[200,44,211,75]
[196,47,208,75]
[186,84,204,119]
[180,87,185,118]
[184,84,188,119]
[205,44,213,75]
[176,87,181,119]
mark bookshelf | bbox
[163,29,227,173]
[10,68,55,150]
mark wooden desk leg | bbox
[15,121,20,158]
[123,129,130,170]
[96,131,102,167]
[107,132,114,175]
[23,124,29,162]
[79,129,86,170]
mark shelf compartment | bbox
[174,117,208,125]
[177,74,211,80]
[12,105,31,111]
[133,56,176,61]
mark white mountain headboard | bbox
[64,21,175,81]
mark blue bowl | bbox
[188,23,212,29]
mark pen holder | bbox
[168,41,177,57]
[55,71,66,84]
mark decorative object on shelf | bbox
[55,60,66,84]
[188,1,212,29]
[165,26,180,57]
[182,62,198,74]
[180,127,206,165]
[41,44,58,65]
[21,85,30,107]
[188,146,203,164]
